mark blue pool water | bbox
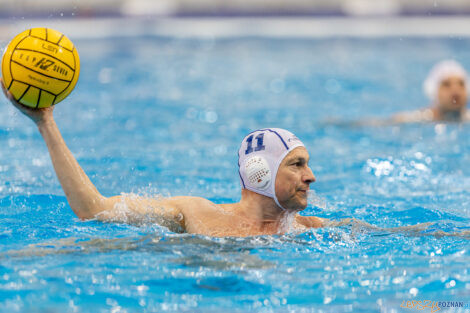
[1,36,470,312]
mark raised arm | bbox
[38,113,108,219]
[1,78,111,219]
[1,78,182,222]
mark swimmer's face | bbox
[275,147,315,211]
[437,75,467,112]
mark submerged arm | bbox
[323,217,434,233]
[295,215,325,228]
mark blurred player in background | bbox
[392,59,469,123]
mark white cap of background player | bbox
[238,128,305,210]
[423,59,468,102]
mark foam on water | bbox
[1,36,470,312]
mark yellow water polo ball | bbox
[1,27,80,108]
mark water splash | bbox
[94,192,185,233]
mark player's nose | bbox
[303,167,316,184]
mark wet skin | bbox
[1,78,324,237]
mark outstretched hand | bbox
[1,78,53,124]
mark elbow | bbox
[77,213,94,221]
[70,198,107,221]
[74,209,96,221]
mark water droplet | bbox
[205,111,218,123]
[392,277,404,284]
[446,280,456,288]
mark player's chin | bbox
[447,100,465,110]
[293,194,308,210]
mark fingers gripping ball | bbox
[1,28,80,108]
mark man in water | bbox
[392,59,469,123]
[1,79,324,237]
[324,60,469,127]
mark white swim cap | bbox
[238,128,305,210]
[423,59,468,101]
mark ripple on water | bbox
[1,37,470,312]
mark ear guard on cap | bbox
[244,156,271,190]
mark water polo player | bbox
[393,59,469,123]
[1,78,324,237]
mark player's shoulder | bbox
[164,196,217,211]
[392,108,434,123]
[167,196,229,235]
